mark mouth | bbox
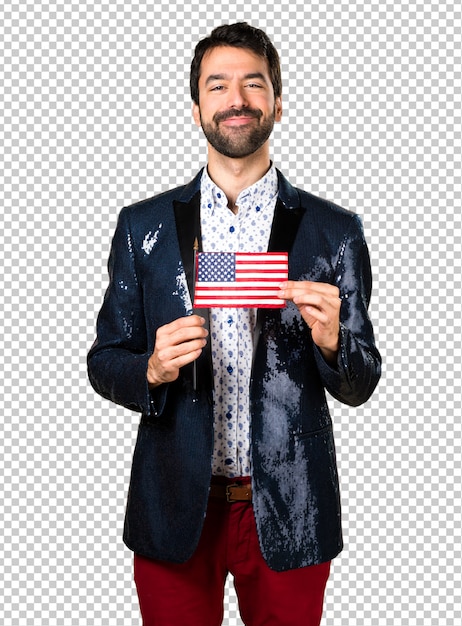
[214,109,261,127]
[220,116,257,127]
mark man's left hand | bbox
[278,280,341,365]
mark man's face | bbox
[192,46,282,159]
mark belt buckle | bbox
[225,483,239,503]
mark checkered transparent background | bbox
[1,0,461,624]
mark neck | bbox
[206,144,272,212]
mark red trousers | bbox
[134,482,331,626]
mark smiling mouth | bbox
[220,116,256,126]
[214,108,262,125]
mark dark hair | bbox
[190,22,282,105]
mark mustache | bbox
[213,108,262,124]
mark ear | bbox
[192,102,201,127]
[274,96,283,122]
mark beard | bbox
[199,107,276,159]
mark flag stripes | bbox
[193,252,288,308]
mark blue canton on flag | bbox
[197,253,235,282]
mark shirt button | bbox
[230,226,235,233]
[227,365,233,374]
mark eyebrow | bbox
[204,72,268,86]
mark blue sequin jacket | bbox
[87,169,381,571]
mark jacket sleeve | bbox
[87,206,166,417]
[314,214,381,406]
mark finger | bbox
[157,336,208,363]
[279,280,339,293]
[298,304,330,327]
[169,325,209,347]
[148,339,206,385]
[159,345,205,372]
[160,315,207,337]
[290,294,340,322]
[278,281,340,301]
[305,282,340,297]
[157,319,208,348]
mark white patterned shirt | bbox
[200,165,279,477]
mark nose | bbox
[226,82,248,109]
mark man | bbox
[88,22,381,626]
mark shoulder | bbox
[119,170,203,222]
[277,169,362,234]
[299,188,355,220]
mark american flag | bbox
[193,251,288,308]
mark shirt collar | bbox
[200,163,278,216]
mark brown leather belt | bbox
[209,482,252,503]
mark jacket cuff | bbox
[313,323,370,406]
[147,383,169,418]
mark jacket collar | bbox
[178,168,300,202]
[177,169,204,203]
[177,167,300,206]
[269,170,305,252]
[276,169,301,209]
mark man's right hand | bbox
[147,315,208,388]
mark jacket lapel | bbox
[268,198,305,253]
[253,174,306,365]
[173,191,202,301]
[172,188,213,391]
[268,169,306,253]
